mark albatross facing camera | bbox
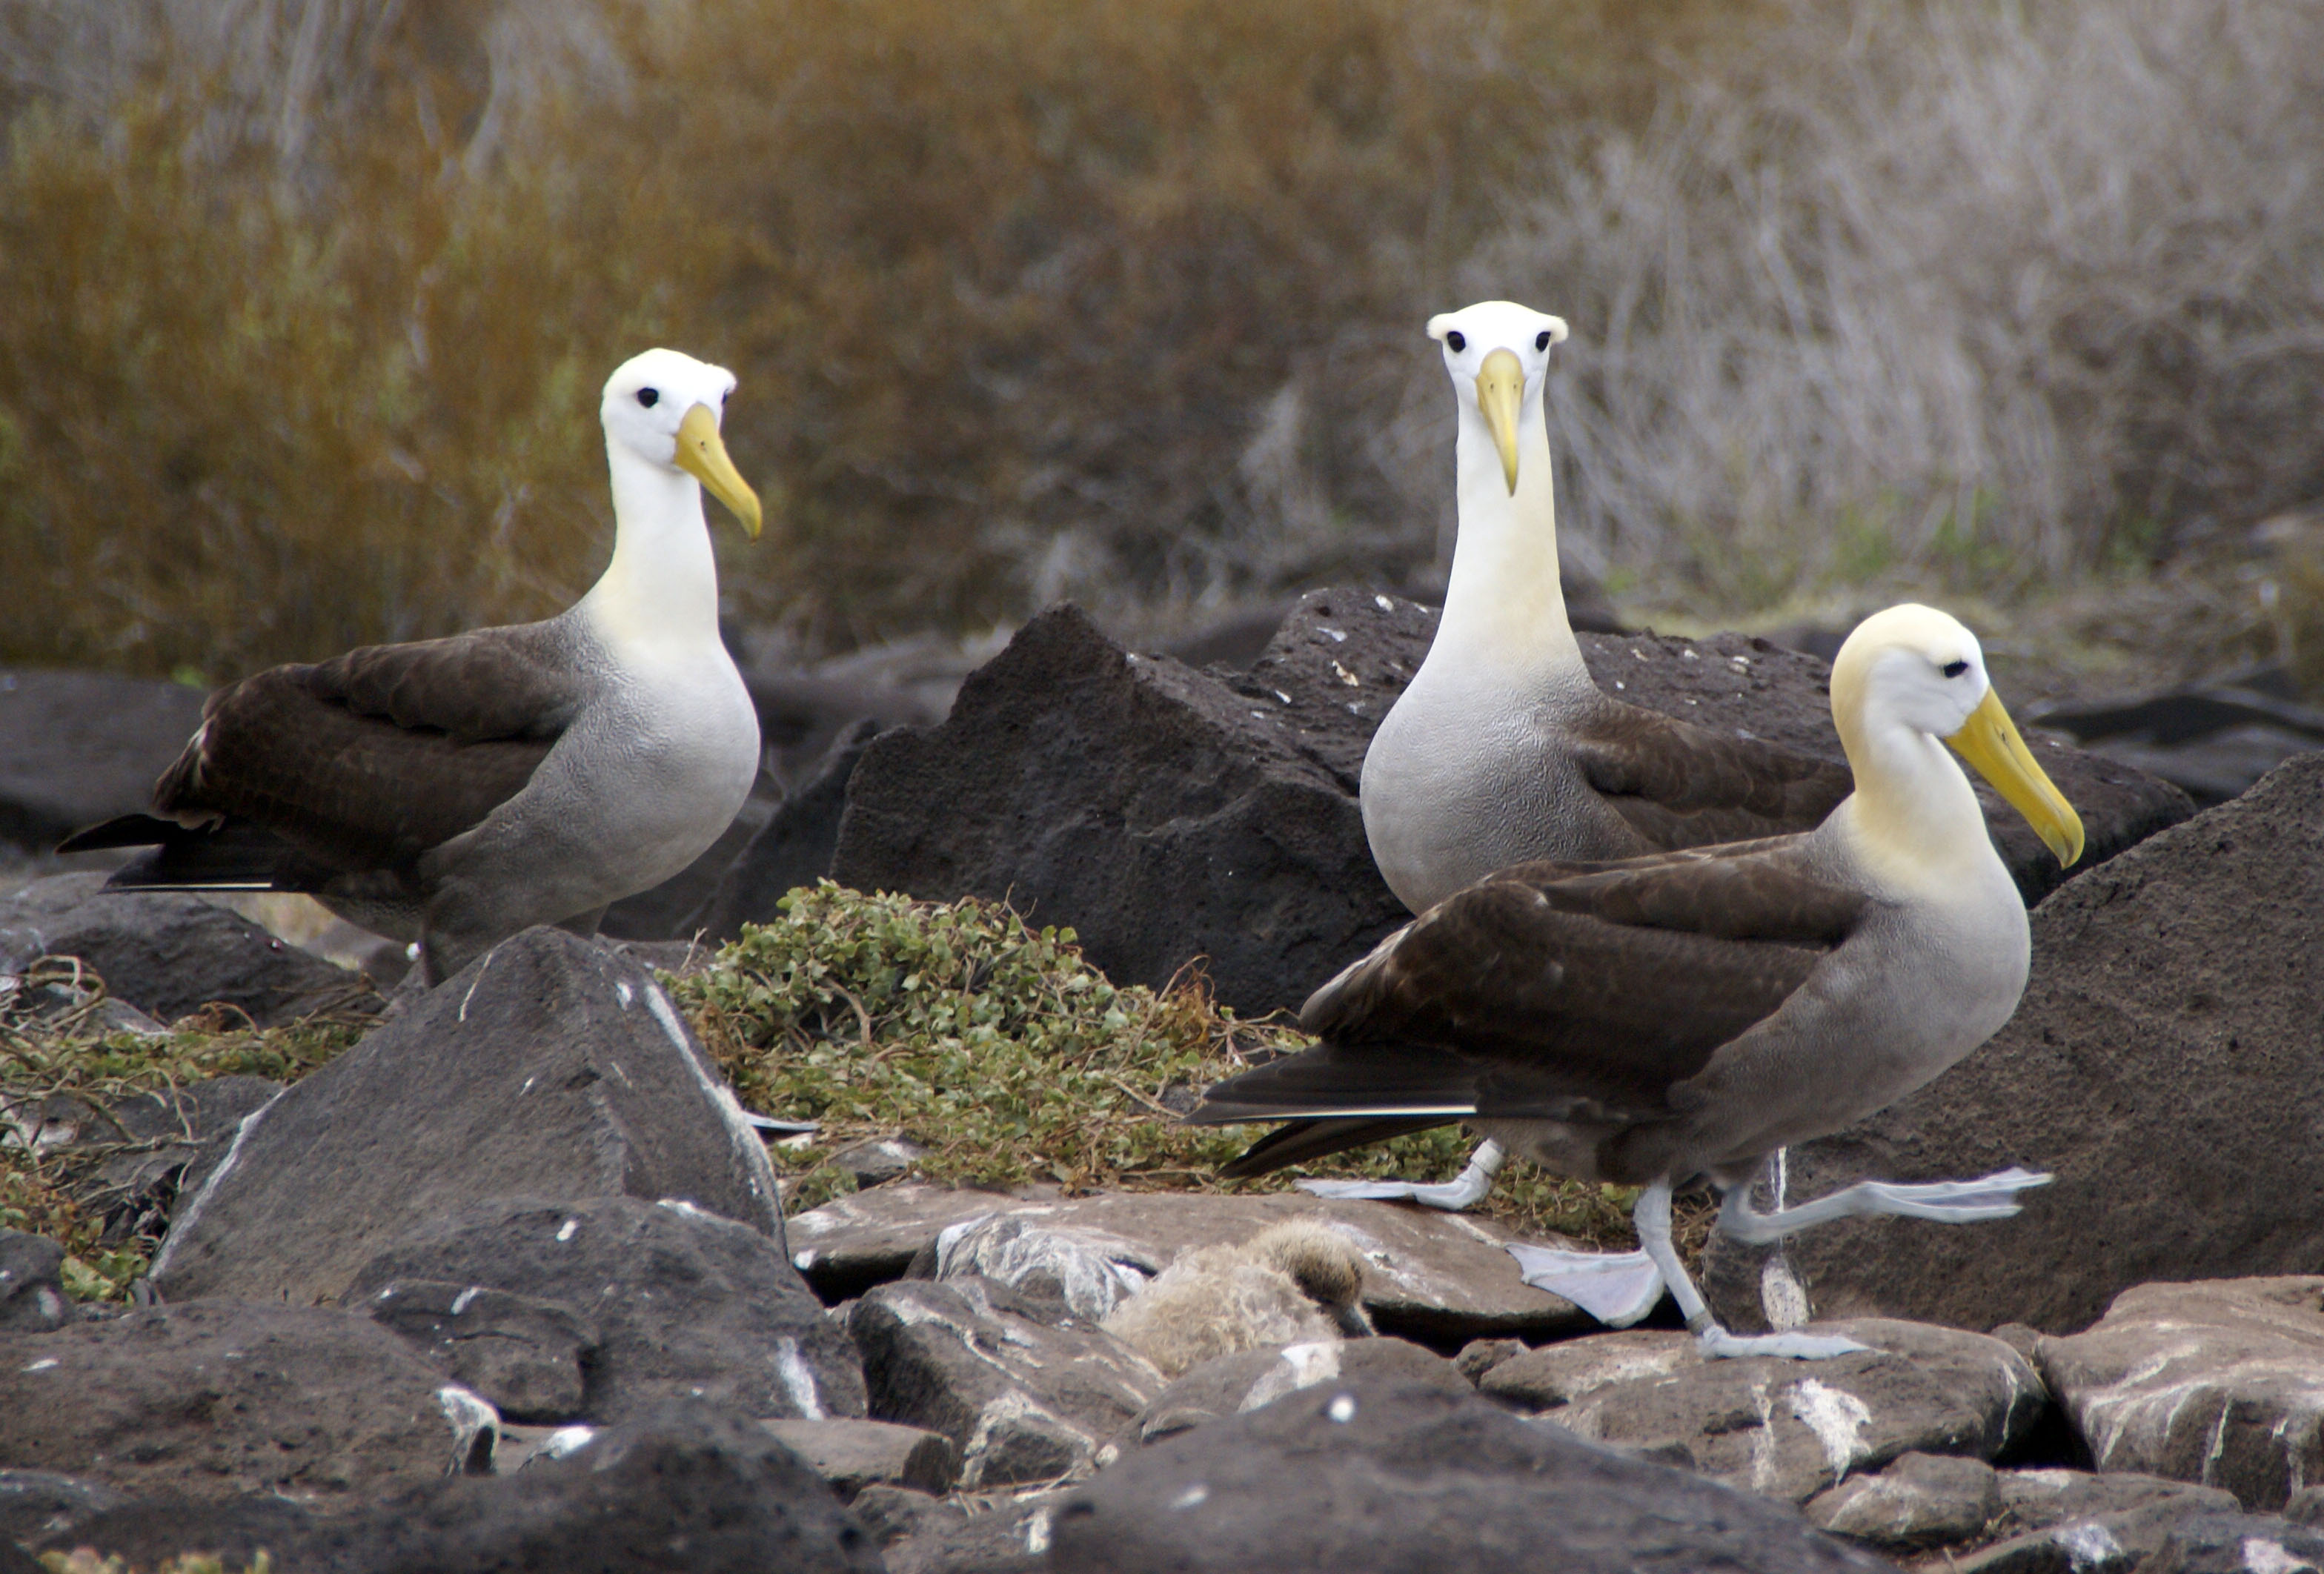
[1318,299,1856,1212]
[1192,604,2083,1361]
[60,349,766,986]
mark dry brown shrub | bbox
[0,0,1750,676]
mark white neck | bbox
[580,440,725,651]
[1829,710,1996,892]
[1430,385,1587,690]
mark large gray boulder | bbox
[150,926,783,1304]
[1478,1322,2047,1505]
[350,1195,866,1425]
[27,1402,890,1574]
[846,1276,1166,1490]
[1046,1378,1904,1573]
[0,668,205,852]
[1710,756,2324,1335]
[2035,1278,2324,1512]
[833,591,2188,1015]
[0,1301,492,1504]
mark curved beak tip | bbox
[674,402,764,541]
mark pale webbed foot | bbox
[1718,1166,2053,1244]
[1296,1138,1506,1212]
[1504,1243,1666,1327]
[1695,1324,1873,1361]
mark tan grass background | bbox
[2,0,2320,680]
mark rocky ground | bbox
[2,589,2321,1573]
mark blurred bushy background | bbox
[2,0,2320,681]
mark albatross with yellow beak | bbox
[1312,299,1856,1209]
[60,348,766,986]
[1192,604,2082,1359]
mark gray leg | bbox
[1716,1167,2053,1246]
[1634,1180,1872,1361]
[1297,1138,1507,1211]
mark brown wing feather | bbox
[1567,702,1854,850]
[153,625,584,871]
[1201,845,1865,1132]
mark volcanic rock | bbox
[0,1300,493,1503]
[351,1195,865,1424]
[1478,1321,2048,1504]
[150,927,784,1304]
[1046,1378,1904,1573]
[846,1276,1165,1490]
[2035,1278,2324,1512]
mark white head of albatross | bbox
[585,348,763,649]
[1827,603,2085,884]
[1421,301,1573,673]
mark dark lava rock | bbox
[2130,1512,2324,1573]
[1711,757,2324,1336]
[0,668,206,852]
[0,1300,486,1503]
[760,1417,960,1501]
[2034,1278,2324,1512]
[881,1490,1067,1574]
[1479,1321,2047,1504]
[51,1402,891,1574]
[316,1401,886,1574]
[1948,1469,2245,1573]
[1047,1378,1904,1573]
[0,1231,67,1332]
[363,1276,598,1421]
[1113,1335,1467,1451]
[697,719,885,940]
[150,926,785,1304]
[847,1276,1165,1489]
[834,600,1395,1015]
[351,1195,865,1424]
[833,591,2188,1015]
[1805,1451,2001,1550]
[0,872,374,1026]
[0,1468,129,1550]
[31,1496,320,1571]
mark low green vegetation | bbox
[670,882,1641,1246]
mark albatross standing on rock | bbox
[60,349,766,986]
[1192,604,2082,1359]
[1316,299,1854,1208]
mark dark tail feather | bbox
[54,813,179,854]
[62,816,290,890]
[1217,1115,1460,1180]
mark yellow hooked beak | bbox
[1945,687,2085,867]
[1475,348,1524,496]
[674,403,763,539]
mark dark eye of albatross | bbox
[1445,331,1466,352]
[637,388,660,408]
[1942,660,1969,678]
[1536,331,1553,351]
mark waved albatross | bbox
[1192,604,2082,1359]
[1321,299,1855,1208]
[59,349,765,986]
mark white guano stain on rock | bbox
[1788,1378,1875,1481]
[1238,1341,1342,1414]
[774,1336,825,1419]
